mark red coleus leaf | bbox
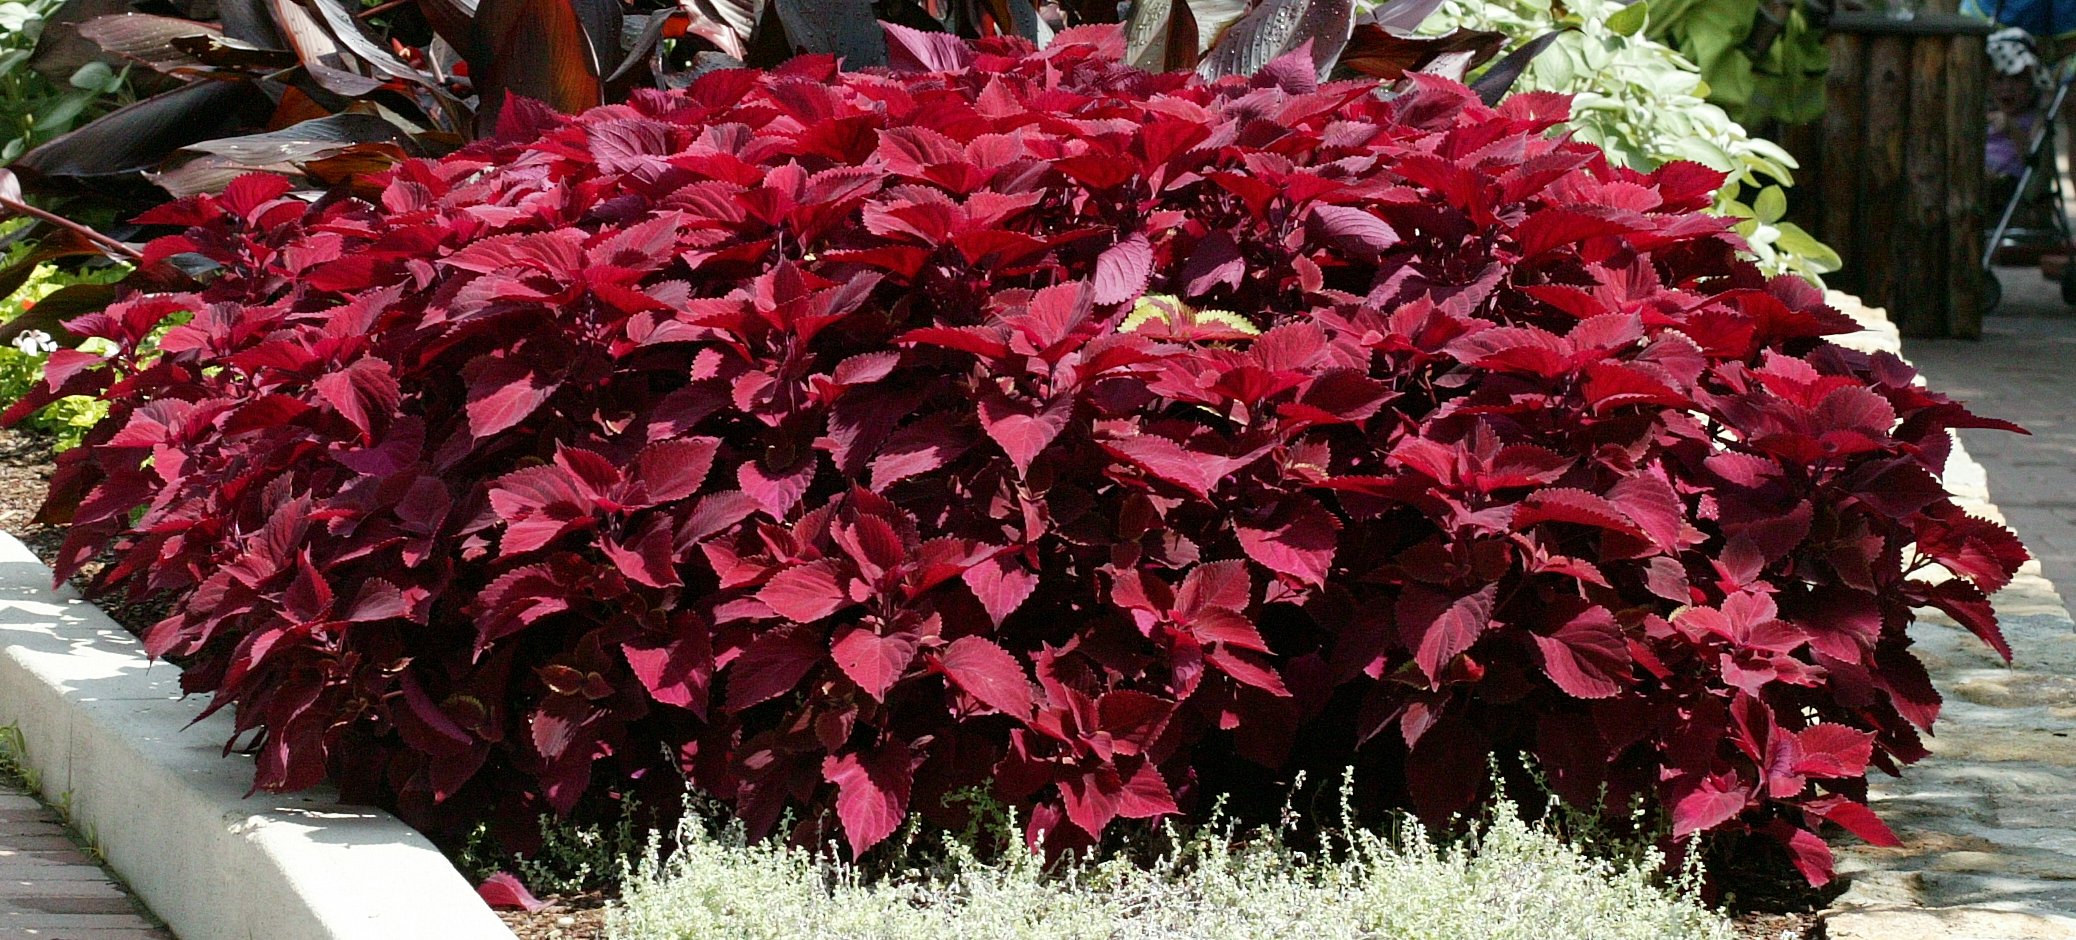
[633,438,720,505]
[1092,233,1154,306]
[725,626,824,711]
[1910,578,2010,661]
[939,636,1035,719]
[757,560,852,623]
[1809,796,1901,847]
[1235,495,1340,586]
[1095,690,1174,755]
[477,872,547,912]
[1308,204,1399,259]
[963,555,1039,627]
[1512,488,1645,539]
[1530,604,1631,699]
[1672,774,1750,838]
[1114,760,1180,819]
[1790,723,1875,779]
[1398,583,1498,686]
[823,743,914,857]
[464,356,561,439]
[623,627,713,718]
[831,627,919,701]
[979,392,1071,475]
[313,358,401,441]
[1767,819,1837,887]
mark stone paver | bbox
[1819,292,2076,938]
[0,785,170,940]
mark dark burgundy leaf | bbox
[1469,30,1566,106]
[725,626,824,711]
[1198,0,1354,81]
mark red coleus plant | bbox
[10,25,2024,883]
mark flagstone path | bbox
[1822,285,2076,939]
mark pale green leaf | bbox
[1754,185,1787,224]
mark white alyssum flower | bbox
[11,330,57,355]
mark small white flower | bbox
[12,330,56,355]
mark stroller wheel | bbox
[2063,259,2076,305]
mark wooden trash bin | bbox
[1780,11,1995,338]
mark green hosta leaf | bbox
[1774,223,1841,272]
[68,61,115,91]
[1754,185,1787,224]
[33,91,97,134]
[1606,0,1648,37]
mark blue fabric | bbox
[1966,0,2076,39]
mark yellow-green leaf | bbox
[1607,0,1649,37]
[1754,185,1787,224]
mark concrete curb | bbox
[0,532,515,940]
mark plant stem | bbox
[0,198,144,263]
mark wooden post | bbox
[1901,37,1951,335]
[1947,31,1988,338]
[1861,35,1911,317]
[1821,33,1867,294]
[1803,13,1994,337]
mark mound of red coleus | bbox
[10,26,2024,883]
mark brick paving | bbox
[0,788,170,939]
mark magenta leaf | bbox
[1672,775,1749,838]
[724,626,824,711]
[757,560,851,623]
[939,636,1035,719]
[831,627,918,701]
[1092,233,1154,306]
[962,555,1039,627]
[823,744,913,857]
[978,392,1070,475]
[1530,605,1630,699]
[464,356,561,439]
[1235,496,1339,586]
[1398,584,1498,685]
[477,872,547,912]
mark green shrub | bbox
[0,235,135,450]
[610,790,1733,940]
[0,0,130,162]
[461,805,650,897]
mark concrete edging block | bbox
[0,532,514,940]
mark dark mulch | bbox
[1734,910,1820,939]
[0,428,62,563]
[0,425,1826,940]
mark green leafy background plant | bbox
[0,225,146,449]
[1417,0,1841,283]
[1647,0,1830,127]
[0,0,131,163]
